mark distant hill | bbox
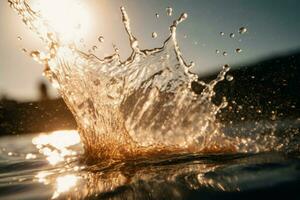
[0,98,76,136]
[0,51,299,135]
[193,51,300,123]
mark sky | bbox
[0,0,300,101]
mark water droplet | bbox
[229,33,235,38]
[92,46,97,51]
[223,64,230,70]
[17,36,22,41]
[239,27,247,34]
[131,40,138,48]
[183,34,187,39]
[180,13,188,21]
[21,48,27,53]
[166,7,173,16]
[155,13,159,18]
[98,36,104,43]
[220,32,225,36]
[216,50,220,54]
[30,51,40,58]
[235,48,242,53]
[223,51,228,56]
[152,32,157,38]
[25,153,37,159]
[189,61,195,68]
[113,44,119,53]
[226,75,234,81]
[257,109,262,114]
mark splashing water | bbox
[8,0,294,163]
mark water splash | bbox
[8,0,294,163]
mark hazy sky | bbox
[1,0,300,101]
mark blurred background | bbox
[0,0,299,135]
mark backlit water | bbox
[1,0,300,199]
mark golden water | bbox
[8,0,291,163]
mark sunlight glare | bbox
[52,174,79,199]
[32,0,90,43]
[32,130,81,165]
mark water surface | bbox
[1,130,300,200]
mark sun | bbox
[32,0,90,43]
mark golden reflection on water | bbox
[32,130,81,165]
[52,174,80,199]
[32,130,231,199]
[32,130,83,199]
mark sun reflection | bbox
[52,174,80,199]
[32,130,81,165]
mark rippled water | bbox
[0,130,300,200]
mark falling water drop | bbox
[98,36,104,43]
[235,48,242,53]
[166,7,173,16]
[220,32,225,36]
[216,50,220,54]
[189,61,195,68]
[223,51,228,56]
[30,51,40,58]
[226,75,234,81]
[223,64,230,70]
[155,13,159,18]
[180,13,188,21]
[17,36,22,41]
[92,46,98,51]
[152,32,158,38]
[183,34,187,39]
[229,33,235,38]
[239,27,247,34]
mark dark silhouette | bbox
[38,81,49,101]
[194,51,300,123]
